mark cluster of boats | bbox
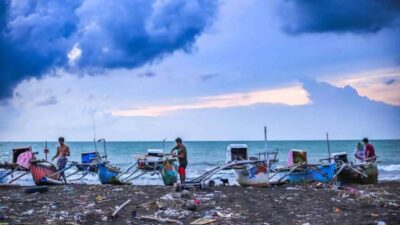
[0,132,378,188]
[0,140,180,186]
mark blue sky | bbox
[0,0,399,141]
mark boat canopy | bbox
[226,144,248,163]
[148,149,164,156]
[287,149,307,166]
[331,152,349,163]
[81,151,100,164]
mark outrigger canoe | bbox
[116,149,179,186]
[332,152,378,184]
[98,163,125,185]
[30,160,62,185]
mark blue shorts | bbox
[57,158,68,170]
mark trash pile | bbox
[134,188,242,224]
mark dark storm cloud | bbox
[0,0,218,99]
[278,0,400,34]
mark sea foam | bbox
[379,164,400,172]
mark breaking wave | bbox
[379,164,400,172]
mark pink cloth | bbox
[17,151,34,169]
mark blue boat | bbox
[0,170,7,184]
[98,163,124,185]
[285,150,335,184]
[287,163,335,184]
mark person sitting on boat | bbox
[354,142,365,162]
[171,137,188,184]
[52,137,70,182]
[362,138,376,162]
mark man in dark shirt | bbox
[362,138,376,162]
[171,137,188,184]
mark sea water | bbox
[0,140,399,185]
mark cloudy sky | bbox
[0,0,399,141]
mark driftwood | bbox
[112,199,131,217]
[190,218,218,225]
[136,200,156,209]
[138,215,182,224]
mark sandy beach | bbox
[0,181,399,225]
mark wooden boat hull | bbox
[98,163,124,185]
[287,164,335,184]
[30,162,61,185]
[235,164,271,187]
[337,162,378,184]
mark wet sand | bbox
[0,182,399,225]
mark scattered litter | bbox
[286,187,300,190]
[95,195,106,202]
[186,200,197,211]
[21,209,34,216]
[214,211,231,218]
[181,190,193,199]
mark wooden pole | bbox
[138,215,181,224]
[264,126,268,152]
[326,133,331,162]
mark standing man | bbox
[171,137,188,184]
[362,138,376,162]
[52,137,70,182]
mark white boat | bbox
[226,144,280,187]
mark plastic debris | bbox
[186,200,197,211]
[95,195,106,202]
[21,209,34,216]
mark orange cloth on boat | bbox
[163,161,173,170]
